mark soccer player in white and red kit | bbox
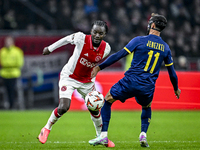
[37,20,115,147]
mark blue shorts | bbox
[110,76,155,106]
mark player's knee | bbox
[105,93,115,103]
[57,106,69,115]
[57,98,71,115]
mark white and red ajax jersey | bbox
[48,32,111,83]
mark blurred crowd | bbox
[0,0,199,69]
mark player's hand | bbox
[174,88,181,99]
[43,47,51,55]
[91,66,101,78]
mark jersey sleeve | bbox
[99,37,141,70]
[102,43,111,58]
[164,49,173,67]
[48,32,85,52]
[167,65,178,91]
[16,47,24,68]
[123,36,141,54]
[164,47,178,91]
[99,49,128,70]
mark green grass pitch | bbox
[0,110,199,150]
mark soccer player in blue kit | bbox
[89,13,181,147]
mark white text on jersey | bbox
[80,57,96,68]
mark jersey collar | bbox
[89,35,102,52]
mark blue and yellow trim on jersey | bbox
[165,62,173,66]
[124,47,131,54]
[124,47,134,71]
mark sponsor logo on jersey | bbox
[80,57,96,68]
[96,53,102,56]
[95,56,101,62]
[84,53,89,57]
[61,86,67,91]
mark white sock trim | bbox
[140,132,147,137]
[100,131,108,138]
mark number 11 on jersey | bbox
[144,50,160,73]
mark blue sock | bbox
[101,100,112,132]
[141,107,151,133]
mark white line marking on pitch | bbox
[1,141,198,144]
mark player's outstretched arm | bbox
[166,65,181,99]
[174,88,181,99]
[91,66,101,78]
[43,47,51,55]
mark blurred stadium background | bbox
[0,0,199,110]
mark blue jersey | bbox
[99,34,177,104]
[124,34,173,87]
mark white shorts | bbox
[59,74,95,100]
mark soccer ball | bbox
[85,91,104,111]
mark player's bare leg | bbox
[38,98,71,144]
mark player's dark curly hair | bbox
[92,20,108,33]
[149,13,167,32]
